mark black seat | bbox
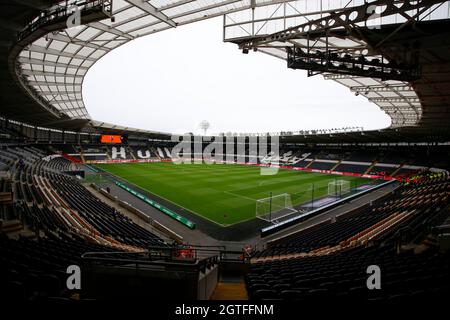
[280,290,303,300]
[253,289,278,300]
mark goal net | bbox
[328,180,351,197]
[256,193,297,222]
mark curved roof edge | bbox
[5,0,450,134]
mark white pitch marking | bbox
[223,190,257,202]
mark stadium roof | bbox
[1,0,450,137]
[6,0,266,125]
[225,0,450,129]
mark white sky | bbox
[83,17,391,135]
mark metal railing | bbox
[18,0,112,42]
[81,244,251,273]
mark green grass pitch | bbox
[95,162,372,226]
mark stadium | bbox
[0,0,450,311]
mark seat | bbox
[272,283,290,292]
[253,289,278,300]
[280,290,303,300]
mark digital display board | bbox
[100,135,123,144]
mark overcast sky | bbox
[83,17,391,135]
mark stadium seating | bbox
[309,161,337,170]
[0,234,120,301]
[247,244,450,301]
[282,148,427,179]
[345,151,378,162]
[1,141,449,302]
[47,173,165,247]
[0,143,170,300]
[334,163,369,174]
[314,150,348,161]
[246,173,450,300]
[254,173,449,259]
[3,143,429,180]
[395,167,421,178]
[293,159,312,167]
[1,0,450,305]
[369,165,399,176]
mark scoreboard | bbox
[100,135,124,144]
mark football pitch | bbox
[95,162,372,226]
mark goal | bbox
[328,180,351,197]
[256,193,297,222]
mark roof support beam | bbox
[47,98,82,103]
[158,0,196,11]
[27,45,97,61]
[126,0,177,27]
[370,97,421,103]
[111,12,148,28]
[351,84,412,93]
[59,107,87,112]
[18,57,89,70]
[46,33,110,52]
[323,74,359,80]
[171,0,241,21]
[28,80,80,87]
[21,70,84,78]
[88,22,134,39]
[40,91,81,95]
[238,0,447,47]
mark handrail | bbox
[81,251,221,275]
[81,245,251,269]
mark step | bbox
[423,236,439,247]
[210,282,248,300]
[1,219,23,233]
[0,192,13,203]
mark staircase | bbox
[331,160,342,171]
[210,275,248,300]
[0,191,12,204]
[127,146,136,160]
[423,234,439,249]
[364,161,377,175]
[0,219,23,235]
[79,145,86,163]
[104,146,112,160]
[305,159,314,169]
[61,153,82,164]
[390,164,404,177]
[0,219,36,240]
[151,147,161,160]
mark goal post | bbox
[256,193,297,222]
[328,179,351,197]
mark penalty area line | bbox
[223,190,257,202]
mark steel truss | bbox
[236,0,446,82]
[224,0,450,127]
